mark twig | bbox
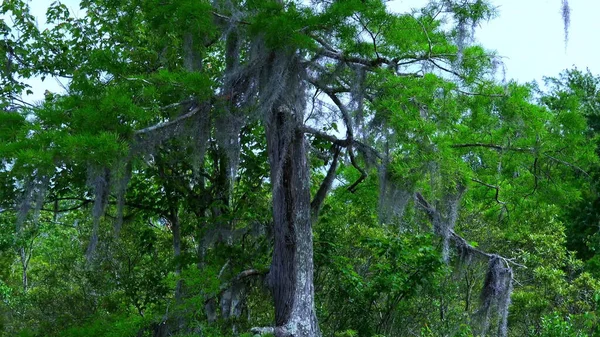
[135,105,201,135]
[10,95,36,108]
[543,153,590,178]
[470,178,506,206]
[211,11,250,25]
[453,88,506,98]
[204,268,266,304]
[415,17,432,59]
[451,143,533,152]
[415,192,525,269]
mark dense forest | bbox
[1,0,599,336]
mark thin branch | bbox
[450,231,525,268]
[313,81,354,141]
[428,59,464,79]
[523,157,539,198]
[301,126,382,160]
[211,11,250,25]
[311,146,341,220]
[302,126,351,147]
[124,77,152,85]
[355,141,383,160]
[218,259,231,279]
[135,105,201,135]
[41,201,90,213]
[415,192,524,269]
[317,49,395,69]
[204,268,266,305]
[311,34,337,53]
[355,13,381,59]
[10,95,36,108]
[471,178,506,206]
[453,88,506,98]
[543,153,590,178]
[347,147,367,193]
[45,197,164,214]
[415,17,433,59]
[451,143,533,152]
[304,88,320,123]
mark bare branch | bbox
[311,146,341,220]
[415,192,524,269]
[428,59,464,78]
[453,88,506,98]
[10,95,36,108]
[302,126,351,147]
[41,201,90,213]
[211,11,250,25]
[415,17,433,59]
[135,105,201,135]
[301,126,382,160]
[451,143,533,152]
[317,49,395,69]
[543,153,590,178]
[470,178,506,206]
[347,148,367,193]
[204,268,267,305]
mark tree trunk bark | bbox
[265,107,321,337]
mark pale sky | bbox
[19,0,600,102]
[390,0,600,84]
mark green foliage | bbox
[536,313,591,337]
[59,312,148,337]
[1,1,599,337]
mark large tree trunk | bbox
[265,107,321,337]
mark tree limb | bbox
[311,146,341,220]
[470,178,506,206]
[543,153,590,178]
[451,143,533,152]
[204,268,267,305]
[415,191,524,269]
[134,105,202,135]
[347,147,367,193]
[302,126,351,147]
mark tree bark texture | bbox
[266,107,321,337]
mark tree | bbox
[541,69,600,271]
[1,1,598,337]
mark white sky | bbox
[20,0,600,102]
[391,0,600,84]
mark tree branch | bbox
[453,88,506,98]
[302,126,351,147]
[311,146,341,220]
[347,148,367,193]
[470,178,506,206]
[543,153,590,178]
[204,268,267,305]
[317,48,395,69]
[134,105,202,135]
[415,192,524,269]
[211,11,250,25]
[451,143,533,152]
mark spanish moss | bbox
[477,255,513,337]
[561,0,571,46]
[113,161,132,237]
[378,165,413,226]
[85,166,111,261]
